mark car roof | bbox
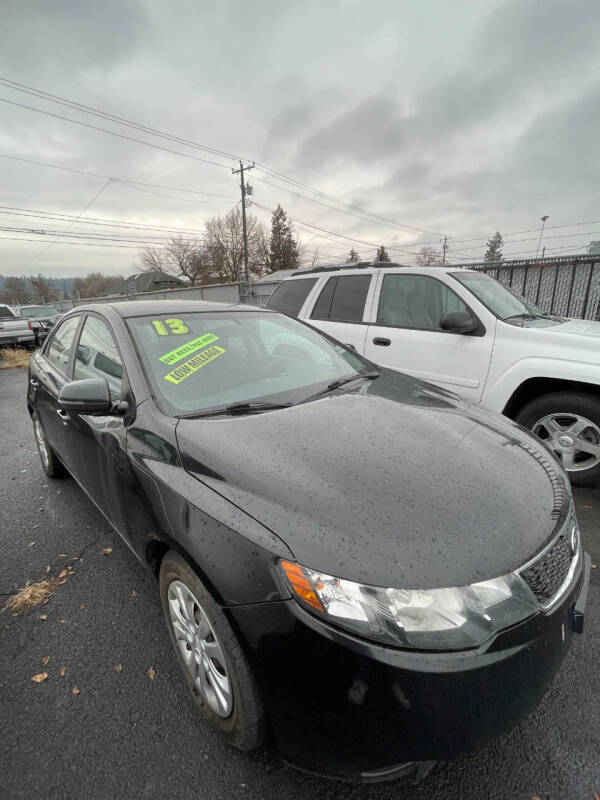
[68,300,276,319]
[284,263,474,278]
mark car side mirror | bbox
[440,310,480,335]
[58,378,112,415]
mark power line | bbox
[18,177,113,269]
[0,96,234,171]
[0,76,446,237]
[0,152,236,199]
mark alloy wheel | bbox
[167,580,233,718]
[34,417,50,471]
[533,412,600,472]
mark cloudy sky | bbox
[1,0,599,278]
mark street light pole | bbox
[536,215,550,258]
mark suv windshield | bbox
[19,306,57,318]
[452,272,558,324]
[128,311,370,416]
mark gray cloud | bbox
[0,0,599,276]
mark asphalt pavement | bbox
[1,367,599,800]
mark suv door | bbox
[364,272,495,402]
[307,274,373,352]
[33,314,83,468]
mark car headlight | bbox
[280,560,539,650]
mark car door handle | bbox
[372,337,391,346]
[56,409,71,425]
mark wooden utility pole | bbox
[232,161,255,282]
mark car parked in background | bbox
[27,300,589,781]
[0,303,35,347]
[15,304,59,345]
[267,262,600,486]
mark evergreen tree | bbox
[485,232,504,262]
[269,205,299,271]
[375,245,391,262]
[345,248,360,263]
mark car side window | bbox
[74,316,123,401]
[377,274,467,330]
[266,278,318,316]
[311,275,371,323]
[45,316,81,376]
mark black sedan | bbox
[27,300,590,781]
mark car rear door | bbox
[304,273,374,353]
[33,314,83,469]
[364,271,495,402]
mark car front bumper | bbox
[229,553,590,779]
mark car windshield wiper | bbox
[502,312,552,323]
[302,369,381,403]
[181,401,292,419]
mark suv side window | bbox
[45,316,81,376]
[311,275,371,323]
[377,274,467,330]
[74,316,123,401]
[266,278,318,316]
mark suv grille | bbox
[520,534,573,604]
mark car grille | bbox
[520,533,574,604]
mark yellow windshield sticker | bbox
[163,345,226,384]
[159,333,219,365]
[152,318,190,336]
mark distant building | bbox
[588,241,600,255]
[102,270,186,296]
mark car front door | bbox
[67,313,131,534]
[364,272,495,402]
[34,314,83,470]
[306,274,373,352]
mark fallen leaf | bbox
[130,590,137,599]
[583,505,592,509]
[39,614,48,620]
[59,553,67,557]
[594,792,600,800]
[60,666,66,677]
[60,619,66,624]
[148,666,156,680]
[101,547,112,556]
[45,565,50,573]
[592,563,597,569]
[115,664,122,672]
[28,541,36,547]
[79,603,86,610]
[41,656,50,667]
[58,568,69,579]
[72,686,80,695]
[32,672,48,683]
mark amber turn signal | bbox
[280,560,324,611]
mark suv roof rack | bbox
[292,260,409,276]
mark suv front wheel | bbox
[515,391,600,486]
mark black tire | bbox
[159,551,265,751]
[31,410,68,479]
[515,391,600,487]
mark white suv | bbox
[266,262,600,486]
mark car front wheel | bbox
[159,551,265,751]
[516,391,600,486]
[32,411,68,478]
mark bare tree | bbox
[204,207,269,282]
[0,276,32,305]
[139,235,205,284]
[73,272,123,298]
[415,246,441,266]
[30,274,61,303]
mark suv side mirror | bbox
[440,310,480,335]
[58,378,112,414]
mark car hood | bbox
[176,371,571,589]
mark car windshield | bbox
[128,310,370,416]
[19,306,57,317]
[452,272,552,322]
